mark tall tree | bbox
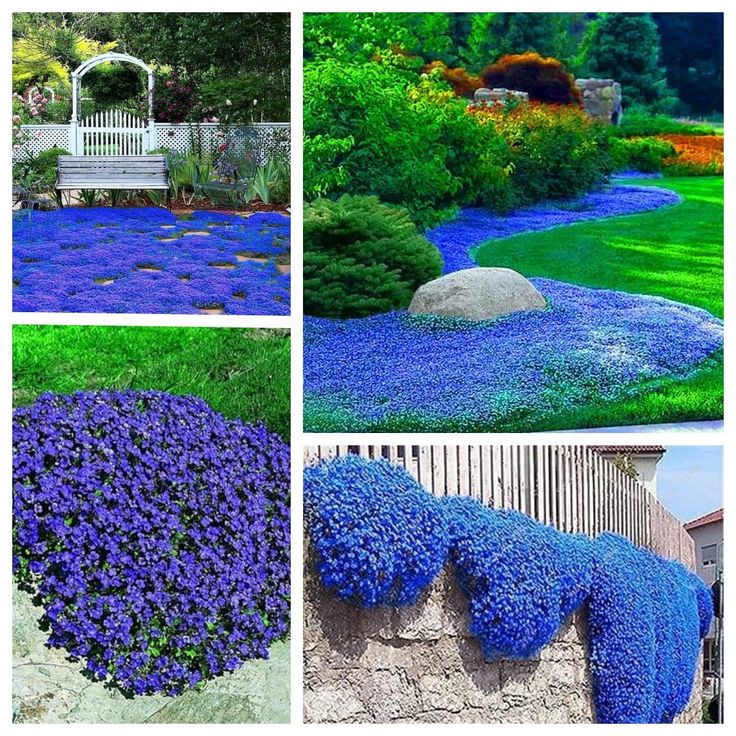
[653,13,723,115]
[580,13,674,111]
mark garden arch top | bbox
[69,52,156,154]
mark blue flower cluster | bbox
[304,279,723,431]
[303,455,449,607]
[441,497,594,659]
[13,208,290,315]
[588,533,713,723]
[13,390,290,695]
[425,185,681,274]
[304,457,713,723]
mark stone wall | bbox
[304,556,703,724]
[576,78,623,124]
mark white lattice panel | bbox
[14,125,71,160]
[15,123,290,164]
[155,123,290,164]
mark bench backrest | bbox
[57,155,169,189]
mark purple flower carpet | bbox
[13,207,290,315]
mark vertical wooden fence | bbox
[304,444,695,569]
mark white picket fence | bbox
[304,444,695,569]
[76,109,151,156]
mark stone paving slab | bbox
[12,586,290,724]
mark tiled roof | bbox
[684,507,723,531]
[591,446,667,455]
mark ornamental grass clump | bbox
[303,455,449,606]
[13,390,290,696]
[440,497,594,659]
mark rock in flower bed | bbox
[304,279,723,431]
[426,184,682,274]
[13,390,290,695]
[13,208,290,315]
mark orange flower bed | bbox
[659,134,723,175]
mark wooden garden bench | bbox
[56,155,171,208]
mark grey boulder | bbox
[408,267,546,321]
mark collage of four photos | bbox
[9,8,726,726]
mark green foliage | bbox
[612,108,716,138]
[304,195,443,318]
[28,146,70,188]
[610,136,674,172]
[82,62,143,108]
[198,73,288,123]
[304,59,514,228]
[654,13,723,117]
[12,325,290,440]
[251,156,290,205]
[579,13,675,112]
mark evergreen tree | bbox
[580,13,675,111]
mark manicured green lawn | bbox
[471,176,723,429]
[473,177,723,317]
[13,325,290,440]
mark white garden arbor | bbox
[69,52,157,155]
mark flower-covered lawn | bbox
[305,178,723,432]
[13,208,290,315]
[304,279,722,431]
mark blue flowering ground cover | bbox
[426,185,681,274]
[13,390,291,696]
[304,279,723,432]
[304,456,713,724]
[13,207,290,315]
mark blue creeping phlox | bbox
[13,390,291,695]
[304,279,723,431]
[13,208,290,315]
[426,184,681,274]
[304,456,713,724]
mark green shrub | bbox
[472,103,613,204]
[29,146,70,189]
[304,195,443,318]
[198,73,289,124]
[610,136,675,173]
[83,63,144,109]
[304,59,514,229]
[612,108,715,138]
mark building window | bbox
[704,639,715,672]
[702,544,718,567]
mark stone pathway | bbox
[559,420,722,433]
[12,586,290,724]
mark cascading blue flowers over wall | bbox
[13,390,291,695]
[303,455,713,724]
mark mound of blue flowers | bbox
[13,390,290,695]
[13,208,290,315]
[589,533,713,723]
[304,456,713,723]
[427,185,681,274]
[441,497,594,659]
[304,279,723,431]
[303,455,449,607]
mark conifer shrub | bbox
[304,195,443,318]
[482,52,582,106]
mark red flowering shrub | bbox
[482,52,582,106]
[152,70,196,123]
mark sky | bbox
[656,445,723,523]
